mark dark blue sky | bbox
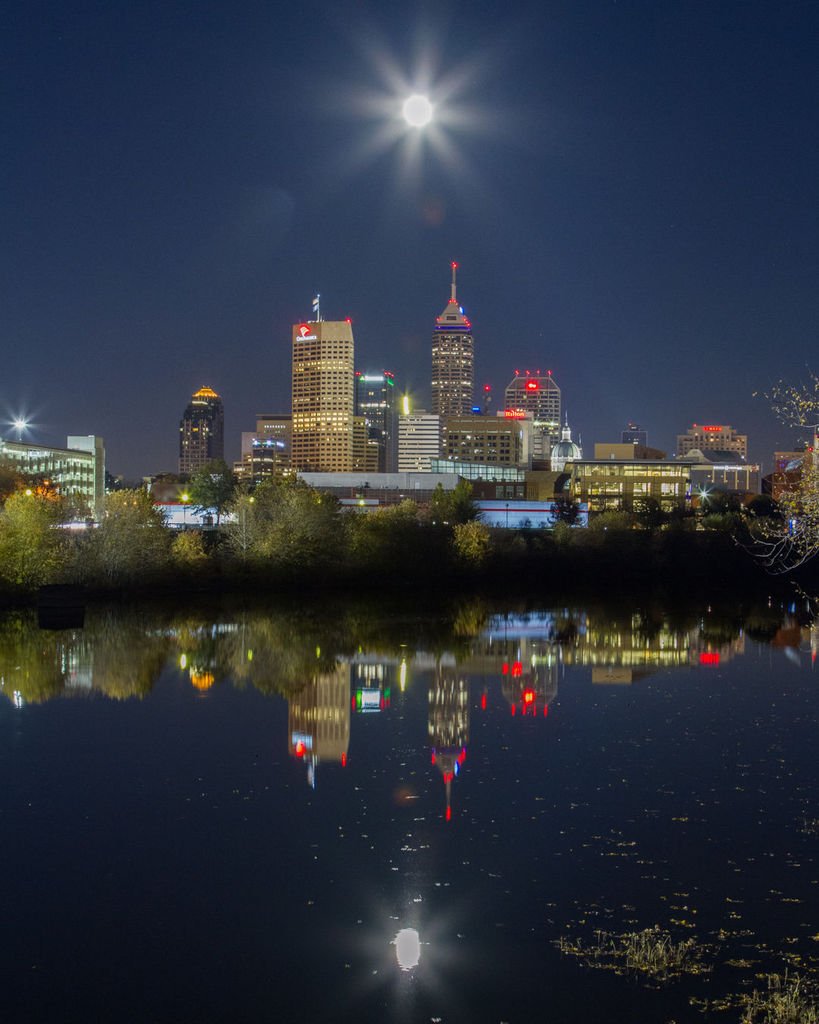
[3,0,818,477]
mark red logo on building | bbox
[526,379,539,391]
[298,324,312,338]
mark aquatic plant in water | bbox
[740,973,818,1024]
[555,925,710,983]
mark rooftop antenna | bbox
[311,294,321,322]
[450,262,458,302]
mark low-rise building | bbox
[679,449,760,497]
[569,458,690,513]
[0,435,105,518]
[298,471,462,507]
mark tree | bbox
[82,489,172,584]
[552,495,581,526]
[428,480,479,526]
[751,372,819,572]
[172,529,209,567]
[187,461,236,525]
[0,458,26,502]
[223,477,342,570]
[452,520,491,565]
[0,491,66,590]
[633,497,669,531]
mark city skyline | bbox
[3,1,818,477]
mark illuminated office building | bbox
[432,262,474,419]
[504,370,561,461]
[443,413,532,468]
[676,423,748,461]
[237,414,292,483]
[569,458,689,513]
[291,318,355,472]
[0,435,105,518]
[179,386,224,474]
[398,411,441,471]
[355,371,398,472]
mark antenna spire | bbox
[450,261,458,302]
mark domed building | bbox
[550,418,582,472]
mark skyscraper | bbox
[178,386,224,474]
[503,370,561,463]
[432,262,474,419]
[355,370,398,472]
[291,317,355,472]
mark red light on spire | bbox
[483,384,492,392]
[451,261,458,269]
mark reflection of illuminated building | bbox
[59,635,94,690]
[352,660,391,713]
[500,648,558,716]
[428,670,469,821]
[288,664,351,787]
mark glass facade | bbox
[0,435,105,517]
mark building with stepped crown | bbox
[431,262,474,419]
[178,386,224,474]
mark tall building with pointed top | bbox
[291,316,355,472]
[179,386,224,474]
[432,262,474,420]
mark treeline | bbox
[0,468,801,602]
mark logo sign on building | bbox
[701,425,723,432]
[297,324,317,341]
[525,379,539,391]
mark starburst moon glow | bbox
[402,94,433,127]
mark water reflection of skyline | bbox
[0,603,814,707]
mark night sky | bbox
[3,0,818,478]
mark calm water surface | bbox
[1,600,818,1023]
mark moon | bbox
[393,928,421,970]
[402,94,433,128]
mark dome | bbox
[551,420,582,472]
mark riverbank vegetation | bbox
[0,467,815,604]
